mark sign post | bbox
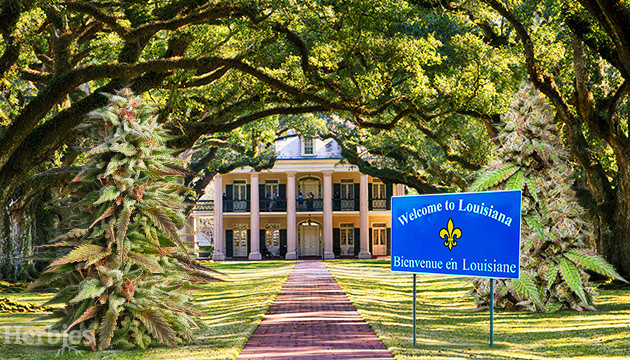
[391,190,521,347]
[490,279,494,346]
[412,274,416,348]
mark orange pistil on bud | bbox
[122,279,135,300]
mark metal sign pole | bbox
[413,273,417,348]
[490,278,494,347]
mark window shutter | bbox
[246,229,251,254]
[333,228,341,256]
[387,228,391,255]
[260,229,266,253]
[225,185,233,212]
[354,183,360,210]
[279,229,287,257]
[369,228,373,254]
[333,183,340,211]
[259,184,265,211]
[386,184,393,210]
[246,185,251,211]
[354,228,360,256]
[279,184,287,211]
[225,230,233,258]
[368,184,373,210]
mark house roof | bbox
[275,135,342,160]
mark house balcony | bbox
[223,199,249,212]
[371,198,388,210]
[333,198,359,211]
[260,198,287,212]
[194,200,214,212]
[296,198,324,212]
[197,197,390,213]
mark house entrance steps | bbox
[237,260,394,360]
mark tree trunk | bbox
[581,143,630,280]
[0,206,11,278]
[0,201,37,280]
[606,162,630,279]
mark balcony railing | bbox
[194,200,214,212]
[260,198,287,212]
[333,198,359,211]
[296,198,323,212]
[223,199,249,212]
[371,198,387,210]
[218,197,388,212]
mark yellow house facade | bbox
[191,135,405,260]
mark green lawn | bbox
[326,259,630,360]
[0,261,295,360]
[3,259,628,360]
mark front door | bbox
[302,180,320,198]
[265,224,280,256]
[340,180,355,210]
[233,181,248,212]
[372,181,386,209]
[372,224,387,256]
[340,224,354,256]
[298,178,321,211]
[233,225,248,257]
[300,224,320,256]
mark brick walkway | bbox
[237,260,394,360]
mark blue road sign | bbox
[391,190,522,279]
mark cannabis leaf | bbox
[48,244,108,268]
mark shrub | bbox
[198,245,214,258]
[469,84,625,311]
[28,89,220,349]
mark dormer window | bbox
[302,137,314,155]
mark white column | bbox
[323,171,334,259]
[187,215,198,257]
[213,175,225,261]
[359,174,371,259]
[249,172,262,260]
[286,172,298,260]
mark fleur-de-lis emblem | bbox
[440,218,461,251]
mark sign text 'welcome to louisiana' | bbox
[391,190,522,279]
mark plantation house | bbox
[189,134,405,260]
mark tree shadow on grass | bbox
[328,261,630,360]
